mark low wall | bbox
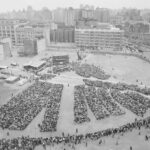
[88,50,150,64]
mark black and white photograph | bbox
[0,0,150,149]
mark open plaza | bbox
[0,50,150,150]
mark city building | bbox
[110,15,123,26]
[50,26,74,43]
[5,76,20,84]
[52,8,66,24]
[52,55,69,66]
[0,38,12,60]
[15,25,45,46]
[79,6,95,20]
[23,60,46,71]
[64,8,76,26]
[95,8,110,23]
[124,21,150,45]
[0,19,27,46]
[18,39,37,56]
[119,8,142,21]
[75,23,124,51]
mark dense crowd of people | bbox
[1,59,150,149]
[111,90,147,117]
[124,91,150,108]
[0,81,64,132]
[83,79,150,117]
[39,84,63,132]
[53,65,70,74]
[71,62,110,80]
[74,85,90,124]
[1,115,150,149]
[39,74,56,80]
[83,79,150,95]
[84,86,110,120]
[0,81,53,130]
[73,83,125,122]
[97,88,125,116]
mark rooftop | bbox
[24,60,46,68]
[75,27,123,32]
[76,22,123,32]
[5,76,19,82]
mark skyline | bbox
[1,0,150,13]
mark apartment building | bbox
[75,23,124,51]
[0,19,21,46]
[50,26,74,43]
[15,25,45,46]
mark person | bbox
[7,132,9,136]
[99,139,102,145]
[116,140,118,145]
[130,146,132,150]
[145,135,148,141]
[76,128,78,133]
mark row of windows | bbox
[75,31,123,35]
[76,44,121,47]
[75,32,122,34]
[76,43,121,46]
[75,38,122,40]
[75,40,121,42]
[75,35,122,38]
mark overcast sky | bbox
[1,0,150,12]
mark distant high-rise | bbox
[64,8,75,26]
[52,8,65,24]
[95,8,110,23]
[23,39,37,56]
[0,19,25,46]
[50,26,74,43]
[79,9,94,20]
[15,25,45,46]
[0,38,12,59]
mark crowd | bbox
[39,74,56,80]
[1,115,150,149]
[97,88,125,116]
[84,86,125,120]
[0,81,53,130]
[124,91,150,108]
[82,79,150,117]
[71,62,110,80]
[83,79,150,95]
[53,65,70,74]
[39,84,63,132]
[111,90,147,117]
[84,86,110,120]
[74,85,90,124]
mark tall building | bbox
[0,38,12,59]
[95,8,110,23]
[15,25,45,46]
[124,21,150,38]
[120,8,142,21]
[124,21,150,45]
[52,8,65,24]
[50,26,74,43]
[64,8,75,26]
[79,9,94,20]
[18,39,37,56]
[110,15,123,25]
[0,19,25,46]
[75,23,124,51]
[78,4,95,20]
